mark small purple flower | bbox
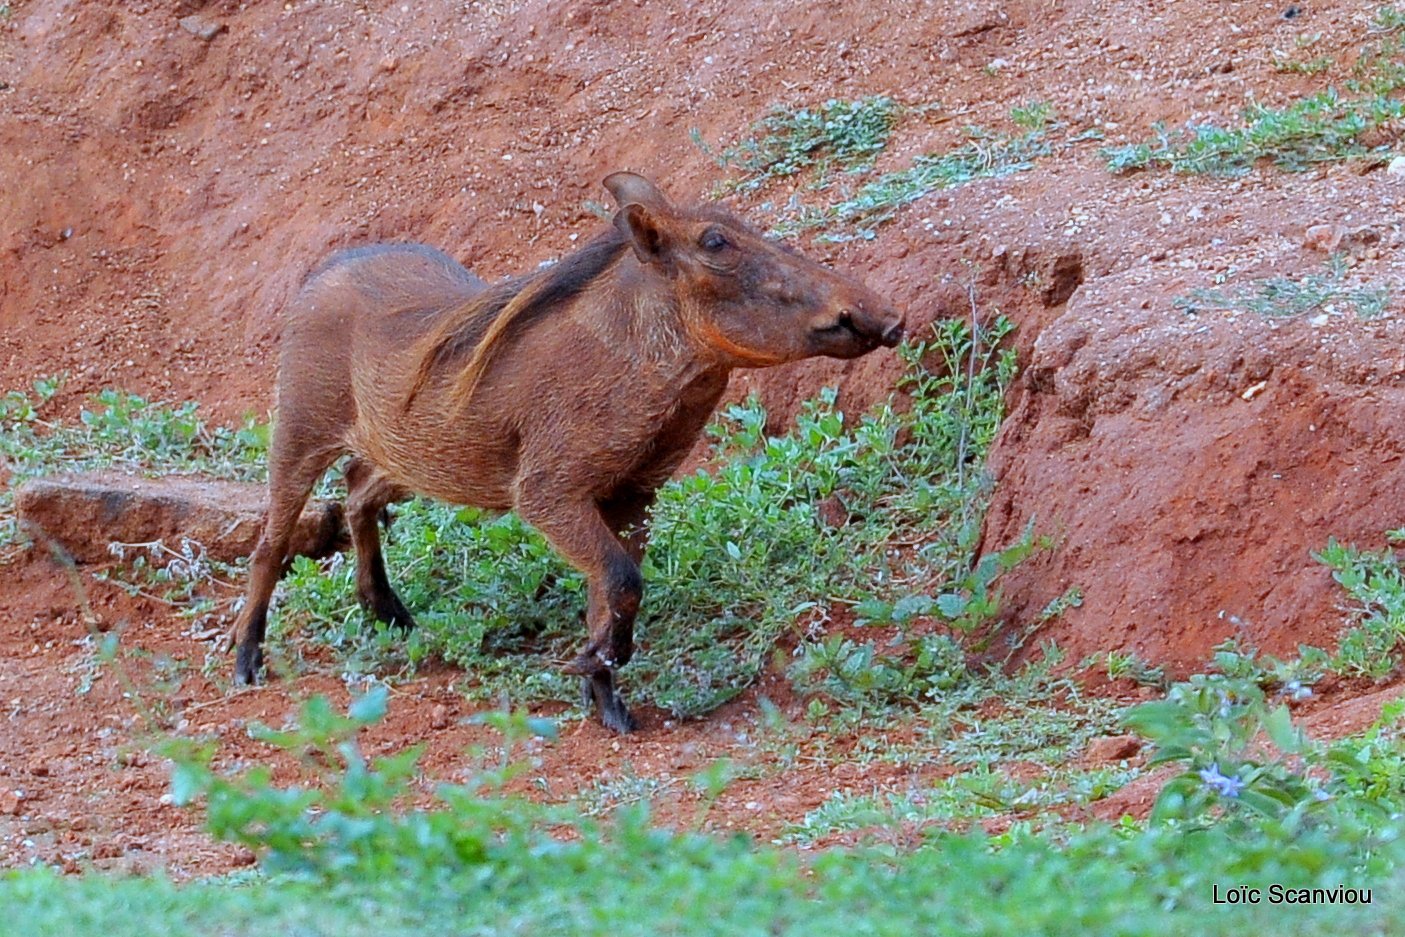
[1198,763,1245,798]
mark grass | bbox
[779,123,1058,241]
[1083,650,1167,688]
[780,763,1140,845]
[1103,89,1404,176]
[699,96,905,194]
[1107,8,1405,176]
[701,99,1070,241]
[1174,256,1391,320]
[1273,55,1335,76]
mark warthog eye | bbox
[699,228,730,253]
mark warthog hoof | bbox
[582,671,637,734]
[234,641,263,686]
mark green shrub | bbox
[1103,89,1404,176]
[1318,533,1405,679]
[702,96,904,193]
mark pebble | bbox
[0,789,22,816]
[177,14,225,42]
[1388,156,1405,178]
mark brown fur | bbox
[404,232,630,411]
[228,172,904,733]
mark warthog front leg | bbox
[514,485,642,733]
[344,458,416,630]
[581,669,636,735]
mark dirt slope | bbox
[2,0,1404,874]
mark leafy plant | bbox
[788,633,971,709]
[1273,55,1334,76]
[1207,637,1326,698]
[7,680,1405,934]
[166,688,558,878]
[1317,535,1405,679]
[1103,88,1404,176]
[1009,100,1056,131]
[780,123,1059,241]
[702,96,904,193]
[266,316,1019,719]
[702,100,1075,241]
[1123,672,1405,837]
[782,763,1137,844]
[1083,649,1167,688]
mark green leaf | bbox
[1263,704,1304,754]
[348,686,390,725]
[169,762,208,806]
[892,594,934,622]
[935,593,968,619]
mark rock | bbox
[0,789,21,816]
[430,704,451,730]
[177,15,225,42]
[1304,223,1345,253]
[16,472,347,565]
[1086,734,1142,763]
[949,3,1009,37]
[1387,155,1405,177]
[91,841,123,860]
[1306,223,1381,255]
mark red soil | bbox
[2,0,1404,874]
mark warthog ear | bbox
[603,172,671,212]
[604,172,674,267]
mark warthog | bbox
[230,172,903,732]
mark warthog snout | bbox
[843,303,905,348]
[811,291,905,358]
